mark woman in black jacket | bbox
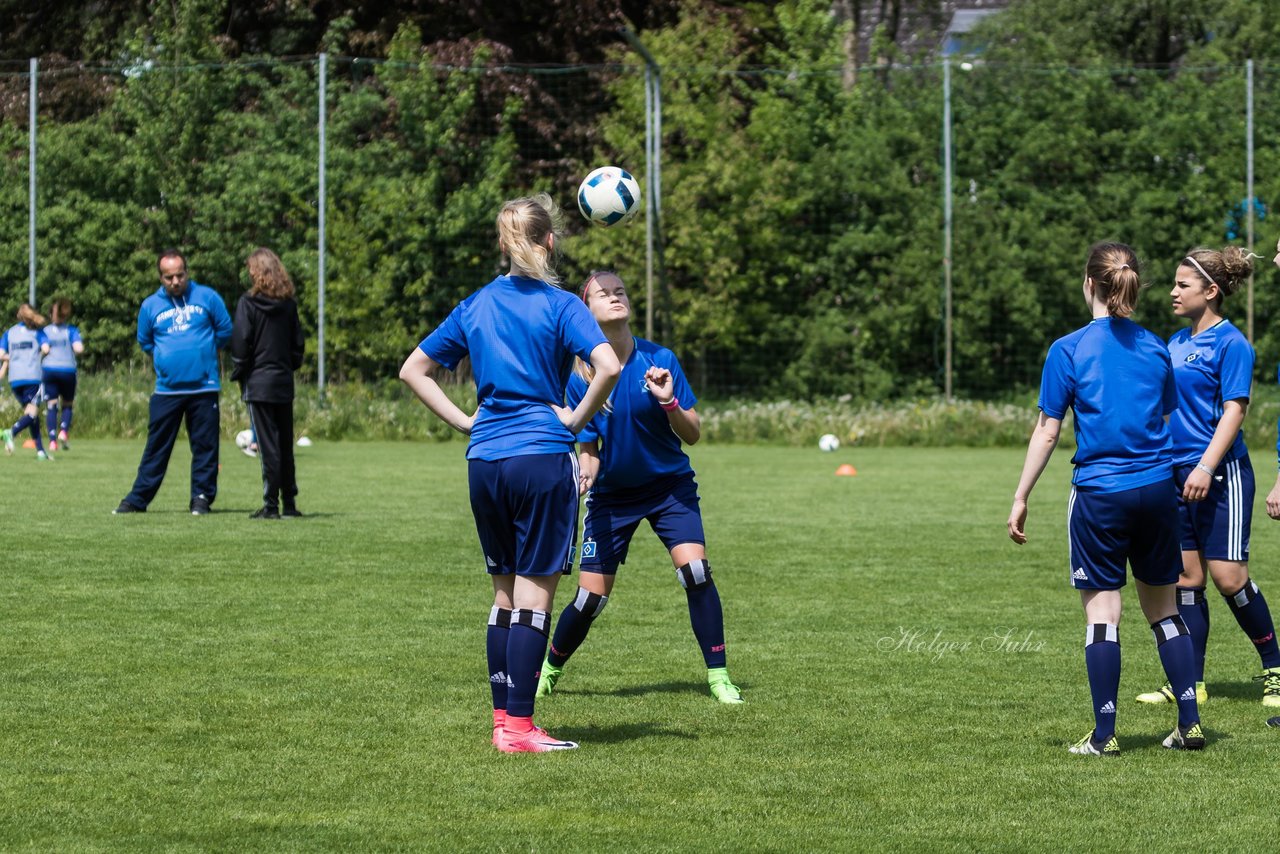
[231,248,306,519]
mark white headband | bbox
[1184,256,1218,289]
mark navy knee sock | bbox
[60,405,73,433]
[678,560,727,669]
[505,609,551,718]
[1083,623,1120,741]
[1152,615,1199,727]
[1177,586,1210,683]
[1224,579,1280,669]
[547,587,608,667]
[13,415,43,451]
[46,407,58,441]
[486,606,511,711]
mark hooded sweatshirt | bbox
[137,281,233,394]
[230,293,305,403]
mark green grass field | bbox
[1,439,1277,851]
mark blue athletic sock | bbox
[547,587,608,667]
[686,583,727,668]
[60,406,73,433]
[14,415,43,451]
[1152,615,1199,727]
[1224,579,1280,669]
[505,609,551,718]
[46,407,58,441]
[486,606,511,711]
[1177,586,1210,683]
[1084,623,1120,741]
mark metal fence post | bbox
[942,59,953,401]
[29,57,37,306]
[621,30,663,342]
[318,52,328,396]
[1246,58,1255,344]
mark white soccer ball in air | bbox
[235,429,254,450]
[818,433,840,452]
[297,436,313,448]
[577,166,641,227]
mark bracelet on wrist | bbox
[659,396,679,411]
[1196,462,1215,476]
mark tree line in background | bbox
[2,0,1280,400]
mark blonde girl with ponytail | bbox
[400,194,620,753]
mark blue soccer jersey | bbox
[419,275,607,462]
[1167,320,1252,468]
[566,338,697,493]
[41,323,82,373]
[0,323,47,386]
[1039,317,1177,492]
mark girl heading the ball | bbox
[400,194,620,753]
[1008,242,1203,756]
[536,270,744,706]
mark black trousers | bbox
[247,401,297,510]
[125,392,220,509]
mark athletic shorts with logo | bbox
[468,452,579,577]
[580,472,704,574]
[9,383,42,407]
[1175,457,1252,562]
[1068,477,1181,590]
[41,371,77,402]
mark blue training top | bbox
[567,337,698,493]
[1039,317,1177,492]
[1,323,47,386]
[419,274,608,462]
[1167,320,1252,468]
[137,281,233,394]
[41,323,82,374]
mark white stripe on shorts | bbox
[1066,486,1078,585]
[1227,459,1243,561]
[561,451,581,571]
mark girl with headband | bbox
[1135,246,1280,709]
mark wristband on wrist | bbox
[1196,462,1214,476]
[659,396,679,411]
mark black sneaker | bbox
[113,500,145,514]
[1162,722,1206,750]
[250,507,280,520]
[190,496,212,516]
[281,505,303,518]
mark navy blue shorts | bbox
[41,371,76,403]
[580,472,705,574]
[10,383,42,407]
[468,452,579,577]
[1176,457,1253,562]
[1068,478,1181,590]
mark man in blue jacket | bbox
[115,250,233,515]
